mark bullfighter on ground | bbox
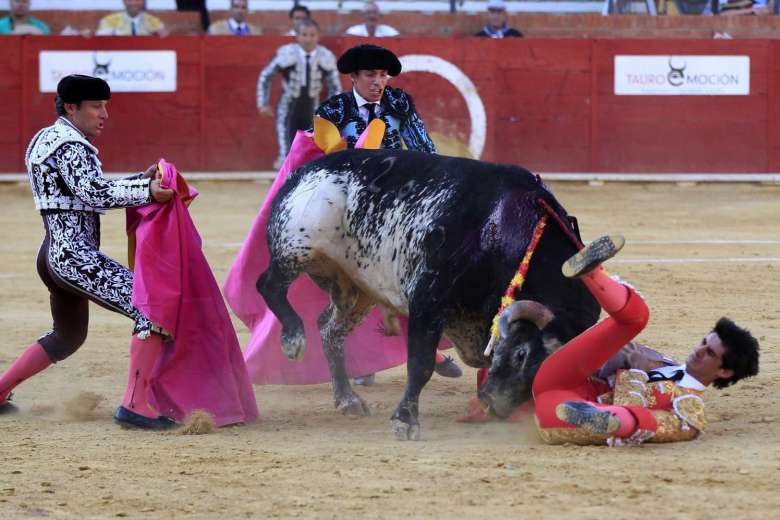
[530,234,760,445]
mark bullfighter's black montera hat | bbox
[337,44,402,76]
[57,74,111,103]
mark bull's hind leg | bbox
[257,260,307,361]
[314,273,374,416]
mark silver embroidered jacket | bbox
[256,44,341,107]
[25,118,151,213]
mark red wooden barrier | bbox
[2,36,777,174]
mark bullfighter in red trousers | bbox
[533,234,760,445]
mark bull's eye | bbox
[513,349,527,367]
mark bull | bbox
[258,149,600,440]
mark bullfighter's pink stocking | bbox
[0,342,52,403]
[121,334,163,418]
[593,404,638,437]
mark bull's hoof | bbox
[335,394,371,416]
[281,332,306,361]
[391,418,420,441]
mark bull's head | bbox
[478,300,559,418]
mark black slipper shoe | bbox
[114,406,177,430]
[562,235,625,279]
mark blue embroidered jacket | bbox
[314,87,436,153]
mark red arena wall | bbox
[1,36,777,174]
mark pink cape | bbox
[224,131,447,385]
[127,160,259,426]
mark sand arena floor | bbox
[1,180,779,519]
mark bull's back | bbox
[271,149,556,312]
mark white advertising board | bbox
[39,51,177,93]
[614,55,750,96]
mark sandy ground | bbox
[1,179,779,519]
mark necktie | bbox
[304,54,311,93]
[131,19,137,36]
[366,103,376,123]
[646,369,685,383]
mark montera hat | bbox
[57,74,111,103]
[337,44,402,76]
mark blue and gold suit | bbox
[314,87,436,152]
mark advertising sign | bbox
[614,55,749,95]
[39,50,177,93]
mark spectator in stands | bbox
[286,4,311,36]
[176,0,210,32]
[208,0,260,35]
[704,0,770,14]
[0,0,49,35]
[96,0,169,36]
[258,18,341,169]
[344,1,399,38]
[474,0,523,38]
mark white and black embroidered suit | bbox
[25,117,155,360]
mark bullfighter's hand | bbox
[259,106,274,117]
[143,163,161,180]
[150,179,174,203]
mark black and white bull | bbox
[258,149,600,440]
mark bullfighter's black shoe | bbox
[555,401,620,435]
[562,235,625,279]
[114,406,177,431]
[0,394,19,415]
[434,356,463,378]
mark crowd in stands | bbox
[0,0,777,38]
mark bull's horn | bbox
[483,334,499,357]
[499,300,555,336]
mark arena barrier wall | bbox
[1,36,778,174]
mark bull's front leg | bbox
[391,310,444,441]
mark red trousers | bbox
[533,287,649,429]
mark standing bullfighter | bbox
[316,44,460,384]
[258,18,341,169]
[534,235,760,445]
[315,44,436,153]
[0,75,177,429]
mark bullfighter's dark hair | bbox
[295,17,319,33]
[54,96,79,116]
[713,317,759,389]
[289,4,310,18]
